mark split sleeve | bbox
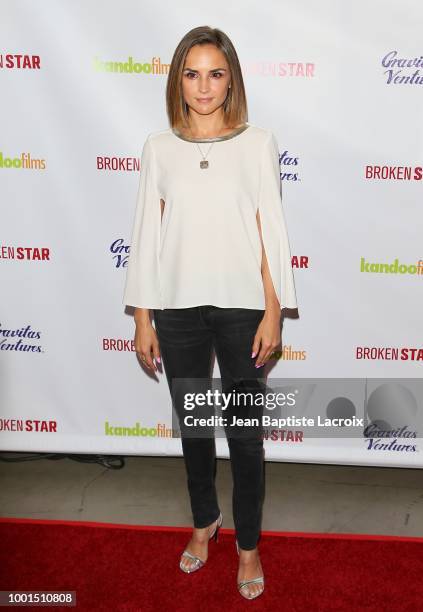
[122,135,162,309]
[257,130,298,310]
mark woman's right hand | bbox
[134,319,161,372]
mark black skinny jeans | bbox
[153,305,266,550]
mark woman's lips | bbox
[197,98,213,103]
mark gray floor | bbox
[0,454,422,537]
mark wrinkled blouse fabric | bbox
[122,123,298,310]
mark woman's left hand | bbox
[252,308,282,368]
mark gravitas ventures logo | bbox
[364,424,417,453]
[363,383,419,454]
[279,150,300,182]
[381,50,423,85]
[360,257,423,276]
[0,324,43,353]
[110,238,129,268]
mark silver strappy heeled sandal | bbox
[235,539,265,599]
[179,512,223,573]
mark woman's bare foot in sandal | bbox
[180,513,223,573]
[236,544,265,599]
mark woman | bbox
[123,25,298,600]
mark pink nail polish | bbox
[156,356,161,363]
[251,351,257,358]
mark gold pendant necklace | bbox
[189,121,226,169]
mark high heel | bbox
[235,539,265,599]
[179,512,223,573]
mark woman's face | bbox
[181,44,231,120]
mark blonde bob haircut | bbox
[166,26,248,130]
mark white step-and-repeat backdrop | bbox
[1,0,422,467]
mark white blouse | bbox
[122,122,298,311]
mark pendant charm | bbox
[200,160,209,169]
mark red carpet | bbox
[1,518,422,611]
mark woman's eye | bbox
[212,72,223,78]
